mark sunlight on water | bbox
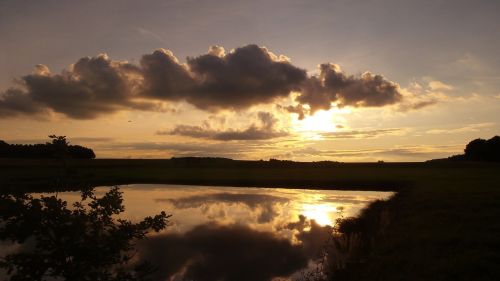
[54,184,391,234]
[25,184,393,281]
[300,203,338,226]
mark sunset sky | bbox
[1,0,499,161]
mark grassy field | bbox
[1,158,499,280]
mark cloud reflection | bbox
[33,185,392,280]
[137,216,338,281]
[138,222,308,281]
[157,192,289,223]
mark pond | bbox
[1,184,393,281]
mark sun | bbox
[293,110,336,132]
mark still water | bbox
[3,184,393,281]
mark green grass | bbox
[1,158,499,280]
[339,167,500,281]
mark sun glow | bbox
[300,203,337,226]
[293,110,337,132]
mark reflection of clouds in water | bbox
[285,215,333,258]
[96,184,392,231]
[7,185,392,281]
[138,222,309,281]
[138,217,335,281]
[157,192,289,223]
[319,194,391,205]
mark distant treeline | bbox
[430,136,500,162]
[0,137,95,159]
[169,157,341,168]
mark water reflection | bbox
[86,185,390,233]
[1,184,392,281]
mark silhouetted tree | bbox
[464,138,488,161]
[0,136,96,159]
[68,145,96,159]
[464,136,500,162]
[0,187,170,281]
[48,135,70,159]
[429,136,500,162]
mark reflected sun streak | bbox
[300,203,338,226]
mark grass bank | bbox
[337,163,500,281]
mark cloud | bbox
[290,144,463,159]
[99,140,266,158]
[291,64,403,116]
[139,48,195,101]
[137,223,309,281]
[0,55,163,119]
[278,104,307,120]
[161,111,289,141]
[319,128,404,139]
[428,80,453,91]
[395,80,451,112]
[426,122,495,135]
[184,45,307,111]
[157,192,289,223]
[396,91,446,112]
[0,89,47,117]
[285,215,333,258]
[0,45,405,120]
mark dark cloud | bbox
[139,48,195,100]
[162,111,288,141]
[157,192,289,223]
[285,215,334,258]
[292,63,403,116]
[184,45,307,110]
[161,124,215,139]
[0,88,46,117]
[397,98,440,112]
[137,223,309,281]
[0,55,162,119]
[278,104,307,120]
[0,45,405,120]
[25,56,147,119]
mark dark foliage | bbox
[0,136,95,159]
[464,136,500,161]
[429,135,500,162]
[0,187,170,281]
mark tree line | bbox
[0,135,95,159]
[430,136,500,162]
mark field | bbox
[1,158,499,280]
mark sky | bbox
[0,0,499,161]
